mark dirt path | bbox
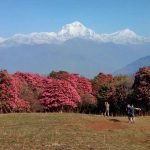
[87,119,128,131]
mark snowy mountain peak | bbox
[65,21,85,28]
[0,21,150,46]
[117,28,137,38]
[101,28,144,44]
[58,21,95,38]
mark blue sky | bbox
[0,0,150,37]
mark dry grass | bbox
[0,113,149,150]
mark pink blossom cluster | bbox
[39,79,81,111]
[1,70,96,113]
[0,70,30,112]
[49,72,96,106]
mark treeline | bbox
[0,67,149,115]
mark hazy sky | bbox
[0,0,150,37]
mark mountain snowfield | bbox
[0,21,150,46]
[0,21,150,77]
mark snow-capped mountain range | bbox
[0,21,150,77]
[0,21,150,46]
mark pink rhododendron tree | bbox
[49,71,78,88]
[49,71,96,112]
[92,73,115,97]
[39,79,81,112]
[13,72,47,92]
[13,72,52,112]
[0,70,30,113]
[49,71,96,104]
[133,67,150,114]
[73,74,96,112]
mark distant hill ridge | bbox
[114,55,150,75]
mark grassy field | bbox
[0,113,149,150]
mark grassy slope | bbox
[0,113,149,150]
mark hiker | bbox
[126,104,132,123]
[126,104,141,123]
[104,102,110,116]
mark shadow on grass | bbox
[108,119,121,122]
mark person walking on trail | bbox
[126,104,132,123]
[126,104,141,123]
[104,102,110,116]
